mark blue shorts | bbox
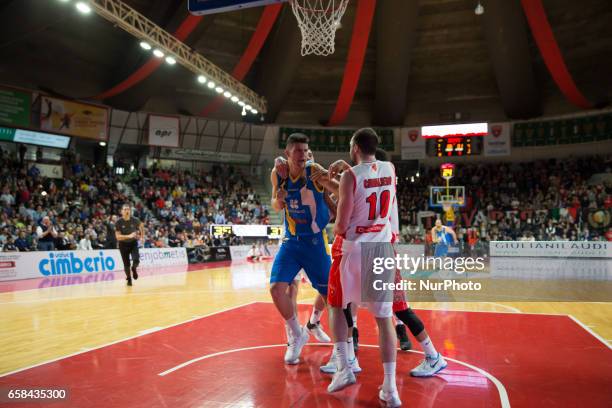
[270,233,331,296]
[434,243,449,257]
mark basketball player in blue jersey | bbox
[431,219,458,257]
[270,133,338,364]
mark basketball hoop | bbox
[289,0,349,56]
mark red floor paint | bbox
[1,302,610,407]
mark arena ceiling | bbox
[0,0,611,127]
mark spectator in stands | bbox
[2,236,17,252]
[15,231,30,251]
[77,233,93,251]
[36,216,57,251]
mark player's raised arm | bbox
[309,162,340,196]
[333,169,355,236]
[270,168,287,212]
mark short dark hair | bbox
[352,128,379,155]
[375,148,389,161]
[286,133,309,148]
[122,203,131,209]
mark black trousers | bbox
[119,241,140,278]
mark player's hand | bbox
[130,232,138,239]
[274,156,288,179]
[310,163,329,183]
[328,160,350,180]
[276,186,288,203]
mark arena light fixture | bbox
[99,141,107,146]
[245,104,252,111]
[215,86,223,94]
[75,1,92,14]
[223,91,231,98]
[231,96,239,103]
[241,107,247,116]
[250,108,258,114]
[475,1,484,15]
[238,101,245,107]
[207,81,215,89]
[153,49,165,58]
[139,41,151,50]
[165,56,176,65]
[197,75,207,84]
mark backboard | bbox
[429,185,465,208]
[188,0,288,15]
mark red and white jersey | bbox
[344,160,399,243]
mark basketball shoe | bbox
[307,321,331,342]
[285,326,309,364]
[379,386,402,407]
[410,353,447,377]
[327,367,356,392]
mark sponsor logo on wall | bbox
[490,241,610,258]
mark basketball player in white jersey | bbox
[327,128,401,406]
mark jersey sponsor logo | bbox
[363,177,392,188]
[355,224,386,234]
[289,199,300,209]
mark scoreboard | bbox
[422,123,486,157]
[210,224,283,239]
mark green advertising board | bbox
[0,125,16,142]
[0,88,31,127]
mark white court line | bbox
[0,301,258,378]
[158,343,510,408]
[567,315,612,349]
[481,302,522,313]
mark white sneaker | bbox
[379,387,402,407]
[410,353,447,377]
[327,367,356,392]
[284,327,309,364]
[307,321,331,342]
[320,354,362,374]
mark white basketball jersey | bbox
[344,160,399,243]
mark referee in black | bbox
[115,203,144,286]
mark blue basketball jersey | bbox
[279,163,329,238]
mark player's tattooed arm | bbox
[310,163,339,195]
[270,168,287,212]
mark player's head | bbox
[350,128,379,165]
[284,133,309,169]
[375,148,389,161]
[306,149,314,162]
[435,219,442,228]
[121,203,131,218]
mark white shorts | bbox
[333,240,392,319]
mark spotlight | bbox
[238,101,245,107]
[139,41,151,50]
[223,91,231,98]
[245,105,252,111]
[99,141,106,147]
[241,107,246,116]
[416,171,420,177]
[153,49,164,58]
[215,87,223,94]
[207,81,215,89]
[197,75,207,84]
[231,96,239,103]
[251,108,258,114]
[165,56,176,65]
[475,1,484,15]
[75,1,91,14]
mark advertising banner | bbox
[160,148,251,164]
[40,96,109,141]
[400,127,425,160]
[0,248,187,282]
[484,122,511,156]
[148,115,180,147]
[0,87,31,127]
[489,241,611,258]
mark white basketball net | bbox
[290,0,349,56]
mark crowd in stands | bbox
[396,156,612,245]
[0,143,610,253]
[0,147,266,252]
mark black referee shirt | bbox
[115,217,141,244]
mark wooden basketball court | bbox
[1,260,610,407]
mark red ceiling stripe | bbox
[327,0,376,126]
[520,0,593,109]
[93,15,204,100]
[199,4,282,117]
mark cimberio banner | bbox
[40,96,109,141]
[0,87,31,127]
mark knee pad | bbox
[343,303,354,328]
[394,308,424,337]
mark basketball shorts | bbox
[434,243,449,257]
[328,240,393,318]
[270,232,331,296]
